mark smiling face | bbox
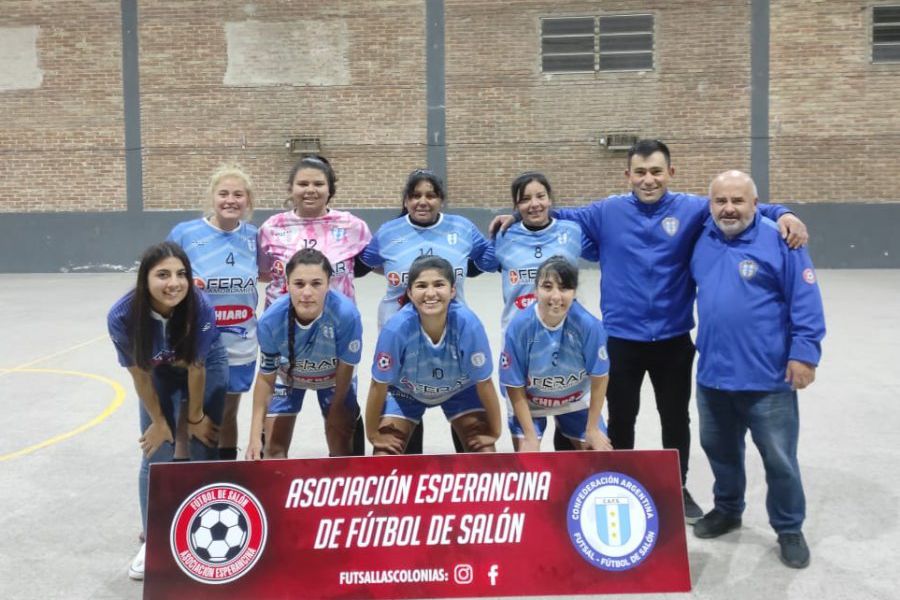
[710,172,758,238]
[291,167,331,218]
[626,151,674,204]
[404,180,443,226]
[211,176,250,229]
[516,180,552,227]
[407,268,456,318]
[287,263,330,324]
[147,256,189,316]
[536,272,575,327]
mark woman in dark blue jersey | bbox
[107,241,227,581]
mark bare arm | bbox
[507,386,539,452]
[246,371,276,460]
[584,375,612,450]
[126,366,173,458]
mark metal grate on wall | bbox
[541,14,654,73]
[873,6,900,62]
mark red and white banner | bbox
[145,450,690,599]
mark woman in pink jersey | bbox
[257,155,371,307]
[257,155,371,455]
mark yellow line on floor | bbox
[0,368,126,462]
[0,334,108,374]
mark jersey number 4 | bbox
[225,252,235,266]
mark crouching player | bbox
[500,257,611,452]
[365,255,502,454]
[245,249,363,459]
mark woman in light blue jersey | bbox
[500,257,611,453]
[245,248,363,460]
[365,256,502,455]
[167,164,260,461]
[359,169,497,453]
[107,242,227,580]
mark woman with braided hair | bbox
[245,248,363,459]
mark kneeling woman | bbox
[500,256,612,452]
[246,249,363,459]
[366,255,502,454]
[107,241,227,580]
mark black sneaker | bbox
[693,509,742,539]
[682,488,704,524]
[777,532,810,569]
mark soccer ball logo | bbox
[190,503,248,563]
[376,352,393,371]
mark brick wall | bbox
[770,1,900,202]
[0,0,897,214]
[0,0,125,213]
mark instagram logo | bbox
[453,564,473,584]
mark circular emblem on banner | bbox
[170,483,267,584]
[566,471,658,572]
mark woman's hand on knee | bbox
[139,420,174,458]
[188,415,219,448]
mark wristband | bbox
[187,413,205,425]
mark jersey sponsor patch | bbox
[662,216,680,237]
[514,293,536,310]
[273,259,285,276]
[194,277,206,289]
[802,268,816,284]
[500,351,511,369]
[214,305,253,326]
[376,352,393,371]
[738,259,758,279]
[348,339,361,353]
[471,352,486,367]
[598,345,608,361]
[387,271,402,287]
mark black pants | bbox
[606,334,695,484]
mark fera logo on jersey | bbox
[170,483,267,584]
[529,369,587,391]
[509,268,538,285]
[567,471,659,572]
[215,305,253,326]
[200,276,258,294]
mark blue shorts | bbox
[227,361,256,394]
[382,384,484,423]
[267,380,359,418]
[508,408,608,441]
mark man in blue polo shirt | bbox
[490,140,808,522]
[690,170,825,569]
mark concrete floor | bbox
[0,270,897,600]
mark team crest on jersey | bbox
[471,352,486,367]
[321,325,335,339]
[500,351,511,369]
[739,259,758,279]
[598,345,608,361]
[557,232,570,245]
[348,340,361,353]
[567,471,658,572]
[447,233,459,245]
[170,483,267,584]
[246,238,256,252]
[802,268,816,284]
[661,217,679,237]
[332,226,346,241]
[376,352,393,371]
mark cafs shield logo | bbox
[661,217,679,237]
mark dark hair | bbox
[399,169,445,217]
[536,256,579,291]
[407,255,456,289]
[627,139,671,168]
[130,241,197,370]
[284,248,333,388]
[511,171,553,207]
[287,154,337,201]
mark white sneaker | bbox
[128,543,145,580]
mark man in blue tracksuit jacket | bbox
[550,140,808,522]
[689,170,825,570]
